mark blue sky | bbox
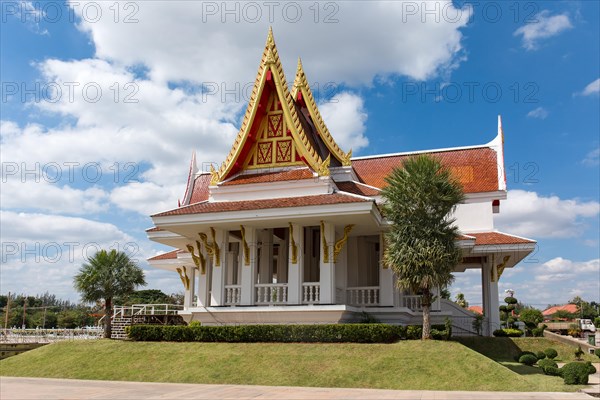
[1,1,598,308]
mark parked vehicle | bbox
[541,318,596,334]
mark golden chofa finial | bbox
[266,26,275,48]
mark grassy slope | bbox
[0,339,583,392]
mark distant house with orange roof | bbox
[468,306,483,315]
[542,304,578,319]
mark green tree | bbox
[519,307,544,336]
[74,249,146,338]
[382,155,464,340]
[455,293,469,308]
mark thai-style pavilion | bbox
[146,29,535,335]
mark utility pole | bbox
[4,292,10,329]
[22,297,27,329]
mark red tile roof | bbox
[148,250,180,261]
[542,304,578,316]
[351,147,499,193]
[468,232,535,245]
[188,174,211,204]
[153,193,372,217]
[468,306,483,315]
[222,168,314,186]
[336,181,380,197]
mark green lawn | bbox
[0,338,587,392]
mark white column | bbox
[210,228,228,306]
[287,223,304,304]
[379,234,394,306]
[183,265,196,308]
[319,221,336,304]
[241,227,257,305]
[482,258,500,336]
[258,229,273,284]
[197,259,209,307]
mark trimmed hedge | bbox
[127,323,451,343]
[561,362,594,385]
[518,354,538,366]
[538,358,558,375]
[544,348,558,359]
[493,328,523,337]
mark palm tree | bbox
[74,249,146,338]
[382,154,464,339]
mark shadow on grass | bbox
[454,337,523,362]
[501,362,546,376]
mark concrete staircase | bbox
[110,317,132,340]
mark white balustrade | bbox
[224,285,241,305]
[255,284,288,305]
[403,295,422,310]
[346,286,380,306]
[302,283,320,304]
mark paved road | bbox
[1,377,598,399]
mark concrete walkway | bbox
[0,377,597,399]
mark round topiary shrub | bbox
[519,354,538,366]
[538,358,558,375]
[536,351,546,360]
[544,348,558,359]
[586,361,597,375]
[595,348,600,358]
[493,329,507,337]
[561,362,592,385]
[504,296,518,304]
[499,305,508,312]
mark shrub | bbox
[561,362,592,385]
[544,348,558,359]
[504,328,524,337]
[188,320,201,327]
[586,361,597,374]
[531,325,546,337]
[504,297,518,304]
[538,358,559,375]
[406,325,422,340]
[545,366,562,377]
[574,345,584,360]
[129,323,403,343]
[595,348,600,358]
[536,351,546,360]
[568,325,581,338]
[594,316,600,328]
[493,329,507,337]
[519,354,538,366]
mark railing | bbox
[403,295,422,311]
[302,282,320,304]
[255,284,288,305]
[224,285,241,305]
[0,328,104,343]
[112,304,184,318]
[347,286,380,306]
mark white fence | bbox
[0,328,104,343]
[347,286,380,306]
[302,283,320,304]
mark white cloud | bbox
[526,107,549,119]
[319,92,369,152]
[494,190,599,238]
[582,147,600,166]
[67,0,470,85]
[110,181,181,216]
[514,11,572,51]
[578,78,600,96]
[0,179,109,215]
[539,257,599,274]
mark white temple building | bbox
[146,29,535,335]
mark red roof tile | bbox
[468,232,535,245]
[336,181,380,197]
[189,174,211,204]
[153,193,372,217]
[542,304,578,316]
[468,306,483,315]
[352,147,499,193]
[222,168,314,186]
[148,250,180,261]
